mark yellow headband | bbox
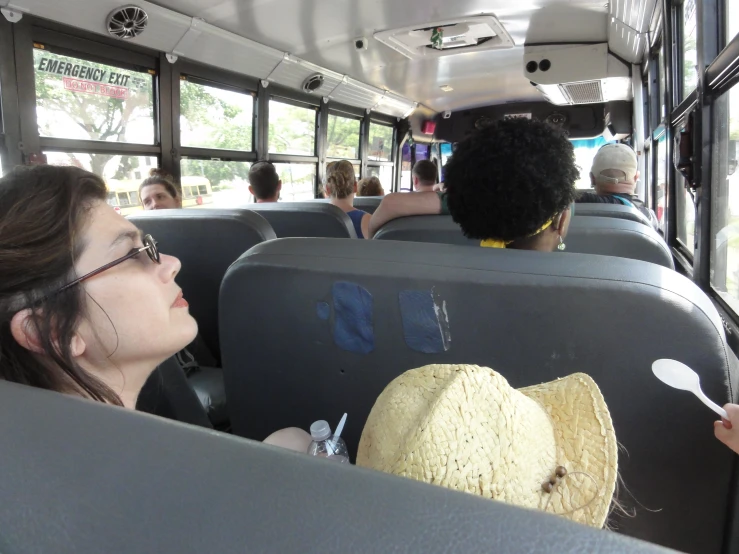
[480,218,554,249]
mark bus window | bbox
[367,165,393,192]
[44,151,152,215]
[415,144,429,160]
[728,0,738,45]
[655,134,668,232]
[711,84,739,311]
[273,162,316,201]
[368,123,393,162]
[33,48,154,144]
[400,142,412,191]
[681,0,698,99]
[675,173,695,254]
[326,114,360,160]
[180,159,244,207]
[268,100,316,156]
[570,137,610,189]
[440,143,453,182]
[180,79,254,151]
[658,43,667,120]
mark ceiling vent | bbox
[524,43,631,105]
[106,6,148,40]
[374,16,514,59]
[302,73,325,93]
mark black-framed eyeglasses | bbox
[58,234,160,293]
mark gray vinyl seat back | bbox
[220,238,737,554]
[244,202,357,238]
[374,215,674,269]
[0,381,678,554]
[308,197,381,214]
[128,209,276,361]
[574,203,652,226]
[352,197,382,214]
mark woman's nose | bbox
[158,253,181,282]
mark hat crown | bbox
[591,143,638,183]
[357,365,618,529]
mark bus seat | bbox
[128,209,276,362]
[0,380,677,554]
[219,237,737,554]
[373,215,674,269]
[353,197,383,214]
[574,203,652,226]
[566,217,673,268]
[307,198,382,214]
[245,202,357,238]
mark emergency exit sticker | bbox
[63,77,129,99]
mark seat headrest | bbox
[0,380,678,554]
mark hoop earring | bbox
[557,236,566,251]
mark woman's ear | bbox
[10,309,87,357]
[11,309,45,354]
[556,207,572,236]
[175,196,183,208]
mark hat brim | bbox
[520,373,618,527]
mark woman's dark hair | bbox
[444,118,579,241]
[0,165,123,405]
[139,168,178,200]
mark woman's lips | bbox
[172,291,189,308]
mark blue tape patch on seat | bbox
[316,301,330,321]
[398,289,451,354]
[332,282,374,355]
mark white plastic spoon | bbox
[652,359,728,419]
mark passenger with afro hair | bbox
[369,117,579,253]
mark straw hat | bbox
[357,364,618,528]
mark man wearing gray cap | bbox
[576,143,659,229]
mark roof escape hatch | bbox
[374,16,514,59]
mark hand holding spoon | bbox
[652,359,728,419]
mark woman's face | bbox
[72,201,197,402]
[141,184,180,210]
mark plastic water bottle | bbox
[307,420,349,463]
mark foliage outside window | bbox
[655,134,667,233]
[681,0,698,99]
[711,85,739,312]
[274,162,316,201]
[326,114,360,159]
[268,100,316,156]
[180,159,251,207]
[44,151,153,216]
[34,50,154,177]
[180,80,253,151]
[368,123,393,161]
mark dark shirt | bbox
[347,209,369,238]
[576,191,659,230]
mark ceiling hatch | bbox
[374,16,514,59]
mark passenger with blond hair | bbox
[324,160,371,238]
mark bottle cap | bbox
[310,420,332,441]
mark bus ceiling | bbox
[3,0,657,120]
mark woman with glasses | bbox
[0,165,310,451]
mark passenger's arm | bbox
[368,192,442,238]
[361,213,372,240]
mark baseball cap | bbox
[591,143,638,186]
